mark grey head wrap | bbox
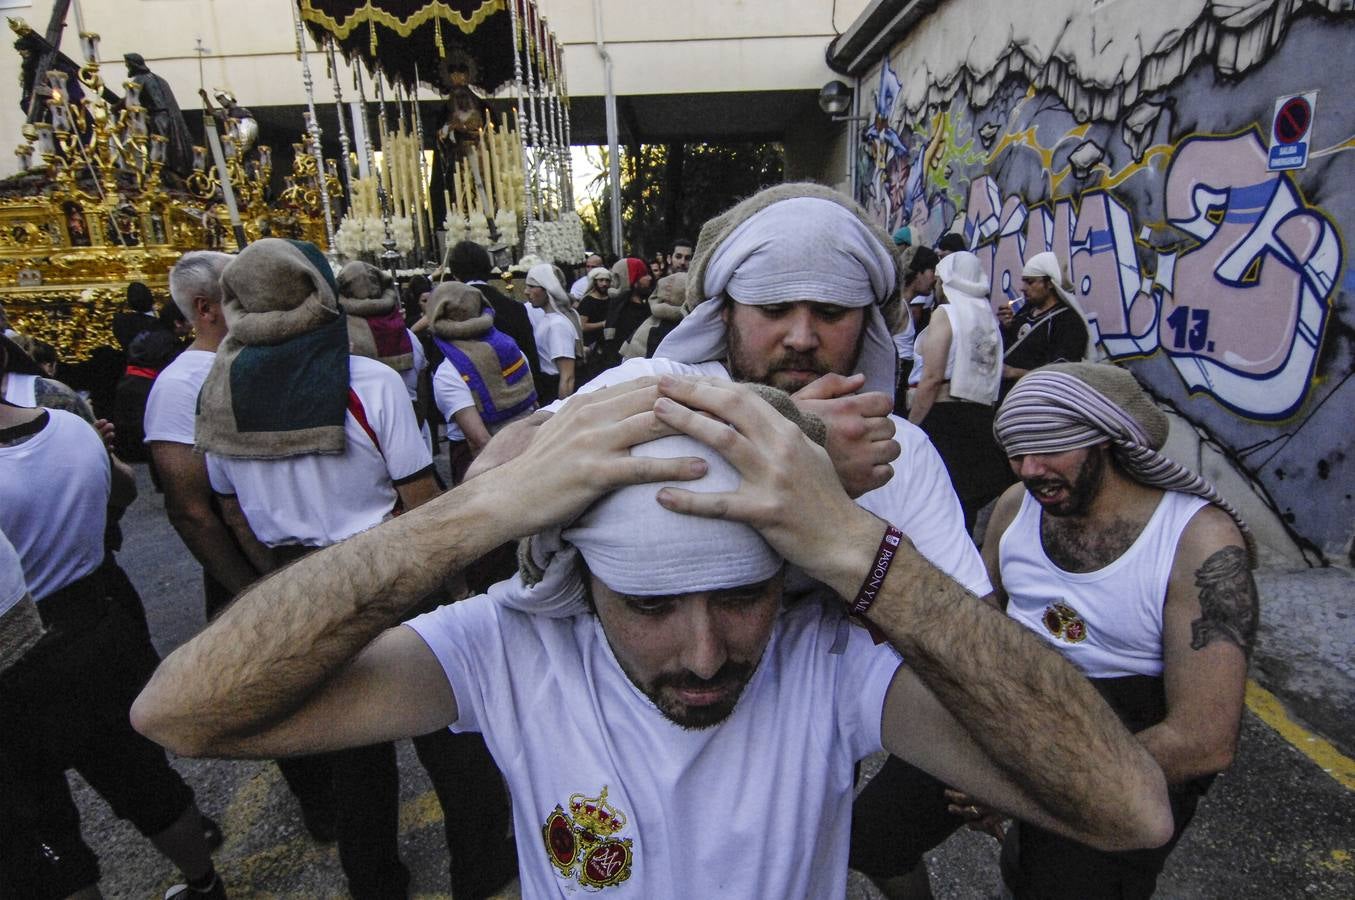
[993,362,1255,566]
[655,183,901,397]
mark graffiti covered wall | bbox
[855,0,1355,562]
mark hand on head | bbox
[483,377,704,538]
[650,376,881,579]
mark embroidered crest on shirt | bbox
[1042,602,1088,644]
[542,785,634,890]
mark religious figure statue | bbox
[121,52,193,176]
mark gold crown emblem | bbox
[568,786,626,836]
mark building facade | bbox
[829,0,1355,565]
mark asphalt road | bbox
[68,462,1355,899]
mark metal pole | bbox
[556,39,573,210]
[374,74,400,278]
[411,64,434,265]
[289,1,335,254]
[542,23,564,218]
[508,0,535,252]
[592,0,622,258]
[325,37,353,209]
[522,2,544,219]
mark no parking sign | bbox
[1268,91,1318,171]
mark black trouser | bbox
[413,729,517,898]
[268,545,408,898]
[0,570,196,898]
[255,744,407,899]
[849,756,964,880]
[268,545,515,898]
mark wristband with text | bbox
[850,523,904,618]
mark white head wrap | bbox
[934,251,1001,404]
[1020,251,1100,361]
[586,266,612,292]
[527,262,584,353]
[656,187,901,397]
[490,433,783,617]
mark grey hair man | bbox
[147,251,258,613]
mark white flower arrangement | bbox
[521,215,587,265]
[335,215,415,259]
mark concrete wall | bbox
[842,0,1355,565]
[2,0,869,176]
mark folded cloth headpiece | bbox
[499,383,825,617]
[428,282,537,429]
[196,238,350,459]
[657,183,901,397]
[993,362,1255,565]
[428,282,493,340]
[527,262,584,355]
[586,266,612,292]
[610,257,649,294]
[338,261,413,372]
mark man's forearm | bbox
[822,522,1171,848]
[134,473,516,754]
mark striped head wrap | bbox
[994,362,1255,566]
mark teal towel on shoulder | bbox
[229,315,350,434]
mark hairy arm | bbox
[908,311,950,425]
[149,441,259,596]
[1137,507,1253,783]
[132,379,697,758]
[652,377,1173,852]
[217,494,277,575]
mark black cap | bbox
[936,233,967,253]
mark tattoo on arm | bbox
[1190,546,1258,656]
[34,378,96,423]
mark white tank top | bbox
[2,372,38,407]
[998,489,1207,678]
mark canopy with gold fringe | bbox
[298,0,515,93]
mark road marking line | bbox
[1246,679,1355,791]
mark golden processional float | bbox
[0,19,338,359]
[296,0,582,272]
[0,1,577,359]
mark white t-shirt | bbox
[206,356,432,548]
[143,348,215,445]
[0,528,28,618]
[532,311,576,376]
[432,357,476,442]
[560,357,992,597]
[406,597,902,899]
[400,328,425,404]
[0,409,109,600]
[2,372,37,407]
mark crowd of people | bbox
[0,183,1257,900]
